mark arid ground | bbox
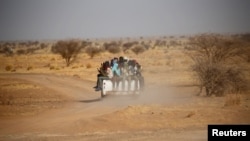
[0,37,250,141]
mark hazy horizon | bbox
[0,0,250,41]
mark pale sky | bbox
[0,0,250,41]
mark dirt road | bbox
[0,74,210,140]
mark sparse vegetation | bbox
[0,34,249,95]
[51,40,83,67]
[3,46,14,56]
[16,49,26,55]
[154,40,167,47]
[131,45,145,55]
[188,34,248,96]
[85,46,103,58]
[71,66,78,69]
[122,41,138,52]
[103,41,121,54]
[49,66,56,70]
[86,63,92,68]
[5,65,12,71]
[224,94,241,106]
[27,66,33,71]
[40,43,47,49]
[0,34,249,141]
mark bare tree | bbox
[51,40,83,67]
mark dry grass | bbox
[49,65,55,70]
[224,94,241,106]
[27,66,33,71]
[186,111,196,118]
[86,63,92,69]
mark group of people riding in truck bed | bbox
[94,56,144,91]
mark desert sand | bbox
[0,39,249,141]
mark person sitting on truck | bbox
[118,56,129,90]
[111,57,121,76]
[127,59,144,90]
[135,61,144,90]
[111,57,121,90]
[93,61,108,88]
[94,61,113,91]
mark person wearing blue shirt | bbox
[111,59,121,76]
[111,57,121,89]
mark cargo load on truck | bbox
[93,56,144,98]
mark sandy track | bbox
[0,73,206,141]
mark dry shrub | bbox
[106,46,121,54]
[131,45,145,55]
[103,41,121,54]
[40,43,47,49]
[44,63,50,67]
[2,46,14,56]
[224,94,241,106]
[169,40,180,47]
[71,66,78,69]
[49,66,60,70]
[165,61,170,66]
[51,40,83,66]
[73,74,80,78]
[186,111,195,118]
[5,65,12,71]
[188,34,247,63]
[188,33,248,96]
[26,47,39,54]
[122,41,139,52]
[50,66,55,70]
[50,57,56,61]
[85,46,103,58]
[193,61,246,96]
[86,63,92,69]
[154,40,167,47]
[27,66,33,71]
[16,49,26,55]
[237,33,250,62]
